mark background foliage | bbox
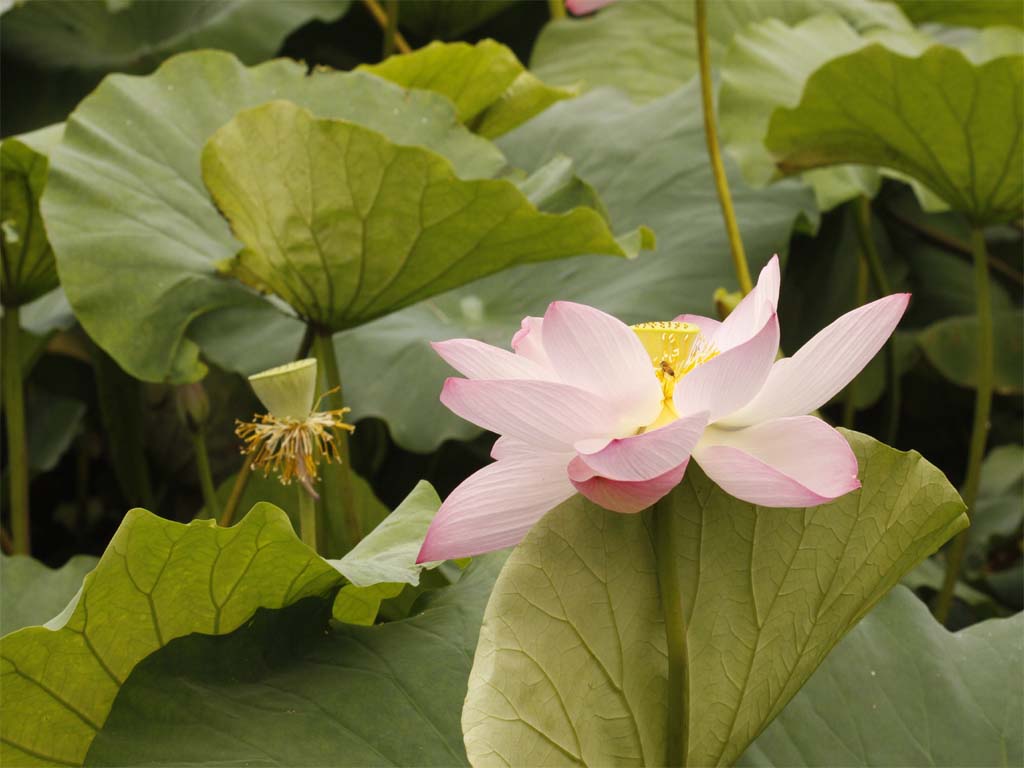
[0,0,1021,766]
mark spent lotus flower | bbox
[236,358,354,497]
[417,256,910,562]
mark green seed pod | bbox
[248,358,317,420]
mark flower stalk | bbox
[383,0,399,58]
[361,0,411,55]
[218,453,252,528]
[176,382,219,520]
[297,486,318,550]
[311,330,361,552]
[653,497,688,767]
[548,0,567,20]
[2,306,30,554]
[695,0,752,296]
[190,429,220,520]
[934,227,993,623]
[854,197,901,444]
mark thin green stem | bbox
[934,228,993,624]
[2,306,30,554]
[219,453,253,527]
[548,0,567,20]
[190,429,220,520]
[298,486,317,550]
[653,498,687,766]
[383,0,398,58]
[854,197,901,445]
[361,0,411,55]
[841,254,869,429]
[311,328,360,553]
[695,0,752,296]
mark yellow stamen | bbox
[235,401,354,492]
[632,321,720,430]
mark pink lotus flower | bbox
[565,0,616,15]
[417,257,909,562]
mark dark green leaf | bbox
[84,555,507,767]
[741,586,1023,766]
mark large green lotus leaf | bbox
[1,125,65,306]
[202,100,647,332]
[43,50,507,385]
[360,39,575,139]
[894,0,1024,29]
[719,14,930,209]
[463,430,967,767]
[0,0,351,71]
[530,0,911,103]
[740,586,1023,766]
[0,503,342,766]
[84,553,507,766]
[918,310,1023,394]
[766,45,1024,225]
[0,554,98,636]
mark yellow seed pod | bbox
[631,321,699,367]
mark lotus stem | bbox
[383,0,399,58]
[361,0,411,55]
[548,0,567,20]
[934,227,993,624]
[218,452,253,527]
[842,254,870,429]
[298,485,317,550]
[653,498,688,766]
[190,429,220,520]
[695,0,752,296]
[854,197,901,445]
[311,328,360,553]
[2,306,30,554]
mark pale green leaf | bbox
[740,586,1023,766]
[766,45,1024,224]
[531,0,912,103]
[360,39,575,138]
[0,554,98,636]
[463,431,967,766]
[327,479,441,588]
[202,100,648,332]
[0,503,342,766]
[84,554,508,766]
[918,310,1023,393]
[43,49,506,384]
